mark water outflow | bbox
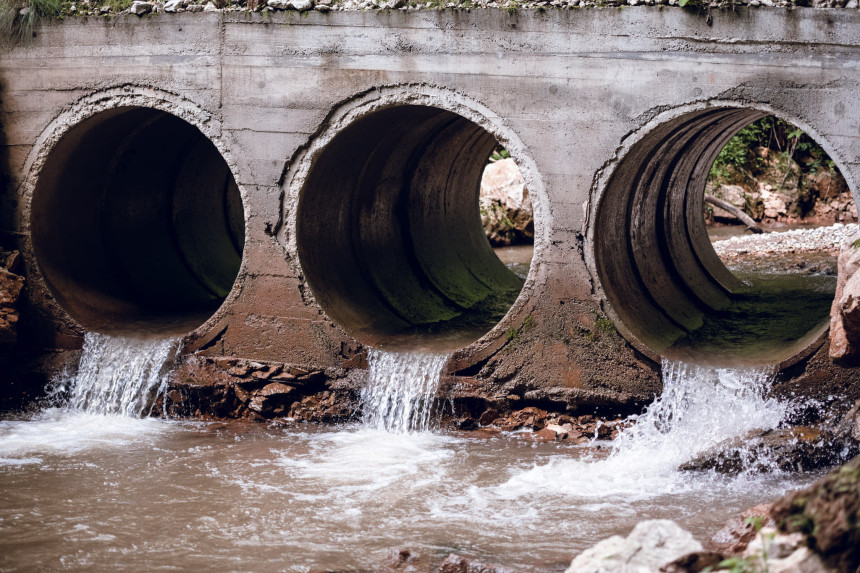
[361,350,449,433]
[611,359,787,465]
[61,332,180,417]
[500,359,790,499]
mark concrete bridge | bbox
[1,8,859,411]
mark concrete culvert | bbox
[594,108,842,366]
[296,105,527,350]
[30,107,245,335]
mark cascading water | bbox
[0,333,179,463]
[498,358,791,499]
[361,349,449,433]
[61,332,180,416]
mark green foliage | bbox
[505,315,534,343]
[745,515,766,532]
[1,0,63,43]
[706,517,774,573]
[101,0,132,11]
[708,115,842,197]
[490,148,511,161]
[594,314,615,335]
[851,238,860,250]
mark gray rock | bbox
[202,1,219,10]
[164,0,183,12]
[130,0,153,13]
[290,0,315,9]
[566,520,702,573]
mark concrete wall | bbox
[1,8,858,407]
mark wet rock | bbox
[678,427,846,474]
[709,503,774,554]
[566,520,703,573]
[526,428,557,442]
[454,416,479,431]
[251,364,282,380]
[659,551,725,572]
[830,238,860,360]
[479,158,533,247]
[227,363,251,377]
[0,267,24,347]
[438,553,517,573]
[545,423,569,438]
[478,408,500,425]
[496,406,547,431]
[771,454,860,572]
[288,390,357,423]
[378,548,436,572]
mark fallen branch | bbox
[705,194,764,234]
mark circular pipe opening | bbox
[31,107,245,335]
[594,108,846,366]
[296,105,529,351]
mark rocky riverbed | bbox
[712,223,858,260]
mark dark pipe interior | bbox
[297,105,524,350]
[31,107,245,335]
[595,108,834,366]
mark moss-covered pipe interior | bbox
[297,105,524,348]
[31,107,245,334]
[594,108,835,366]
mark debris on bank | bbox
[712,223,859,258]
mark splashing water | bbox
[62,332,180,416]
[361,350,449,433]
[497,359,790,500]
[0,332,180,463]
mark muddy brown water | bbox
[0,414,820,572]
[0,236,840,571]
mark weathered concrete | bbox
[1,8,859,409]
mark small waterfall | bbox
[610,359,788,467]
[361,349,449,433]
[62,332,180,417]
[498,359,791,499]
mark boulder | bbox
[479,158,533,247]
[771,455,860,572]
[678,427,847,474]
[711,185,747,220]
[129,0,153,13]
[760,186,791,219]
[709,503,774,554]
[566,520,703,573]
[247,382,295,415]
[830,239,860,360]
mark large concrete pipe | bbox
[593,108,835,366]
[296,105,524,349]
[30,107,245,334]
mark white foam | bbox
[361,350,448,433]
[0,409,170,461]
[492,360,789,502]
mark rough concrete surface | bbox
[0,8,858,411]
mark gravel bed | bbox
[712,223,859,257]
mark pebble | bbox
[713,223,859,258]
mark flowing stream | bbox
[0,337,822,571]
